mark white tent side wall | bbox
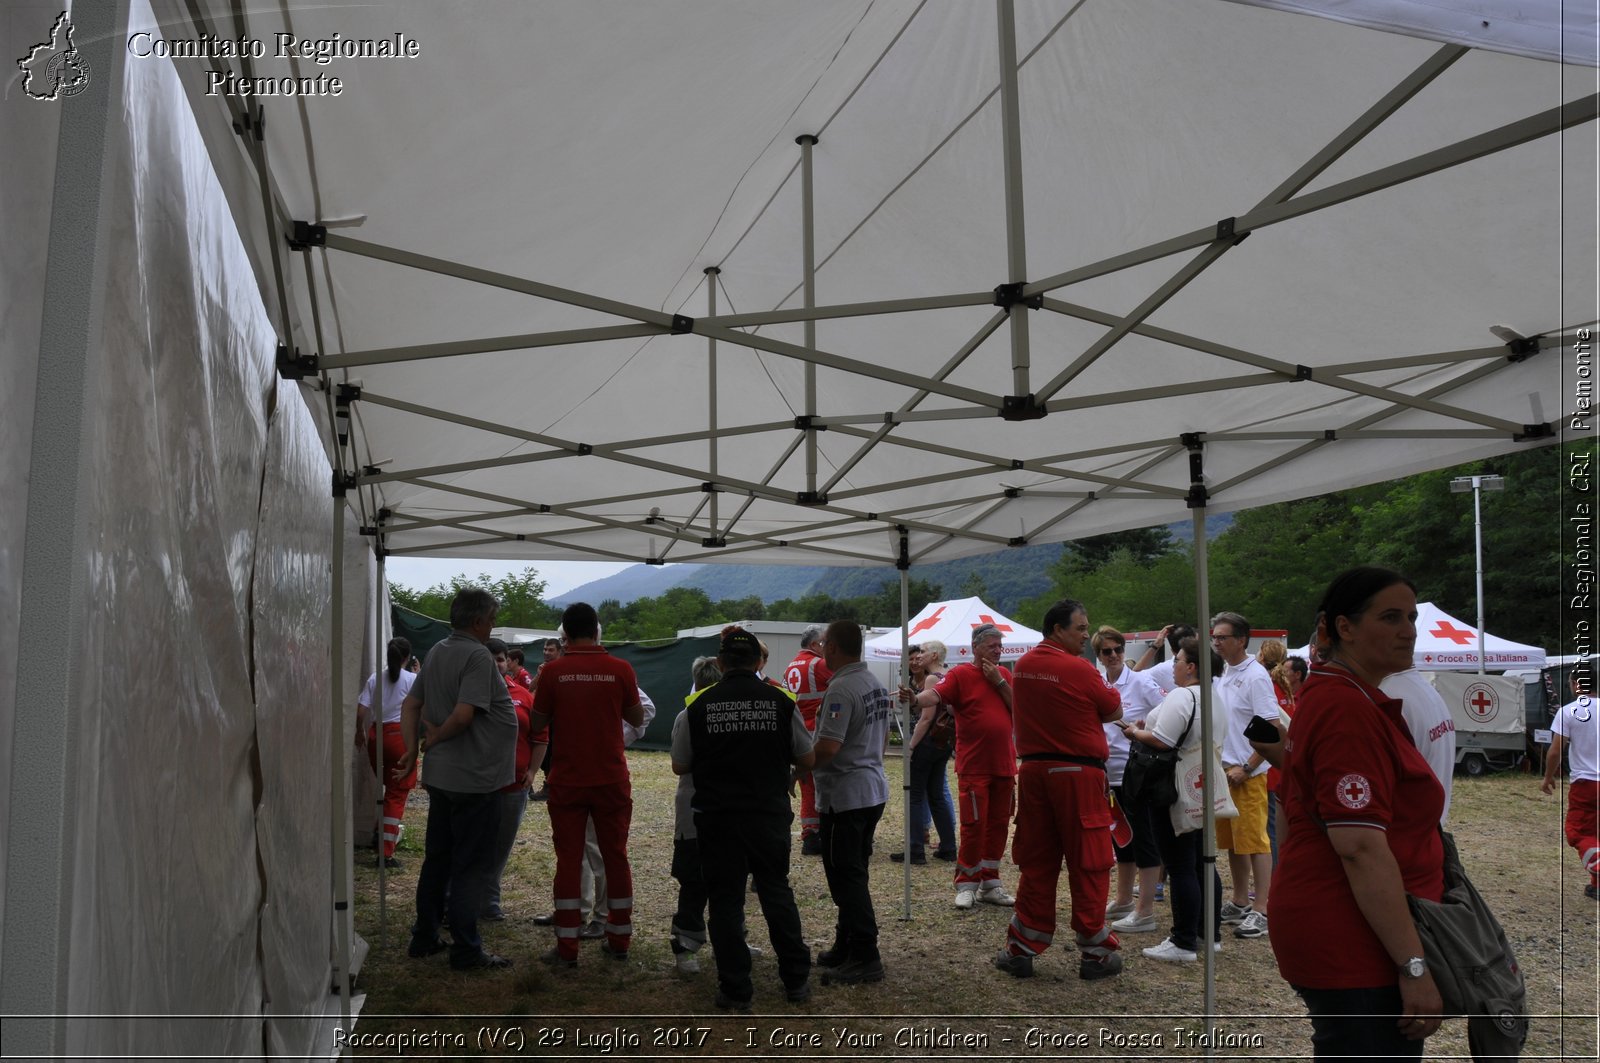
[2,0,366,1055]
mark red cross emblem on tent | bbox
[1430,620,1476,645]
[970,614,1013,633]
[1464,682,1499,723]
[909,607,946,635]
[1336,773,1372,810]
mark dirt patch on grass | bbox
[349,756,1596,1059]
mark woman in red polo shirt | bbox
[1271,567,1445,1061]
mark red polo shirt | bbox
[1271,666,1445,989]
[500,680,538,794]
[1010,641,1120,761]
[535,645,639,787]
[934,661,1018,776]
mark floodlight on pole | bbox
[1449,474,1506,674]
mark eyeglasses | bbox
[1098,646,1125,657]
[1210,632,1239,642]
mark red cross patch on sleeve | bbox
[1335,773,1373,810]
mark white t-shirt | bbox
[359,668,417,725]
[1143,658,1177,696]
[1552,696,1600,783]
[1103,666,1164,785]
[1380,668,1456,824]
[1215,656,1280,776]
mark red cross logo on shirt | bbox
[1429,621,1476,645]
[1336,773,1372,810]
[971,614,1013,633]
[909,607,946,635]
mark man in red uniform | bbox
[527,603,644,967]
[902,623,1018,909]
[784,625,833,855]
[995,598,1123,980]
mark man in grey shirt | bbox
[396,587,518,970]
[808,619,891,986]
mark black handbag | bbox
[1121,692,1195,808]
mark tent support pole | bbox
[995,0,1031,396]
[1187,438,1217,1047]
[1,0,127,1052]
[898,531,913,920]
[798,135,819,496]
[330,493,354,1035]
[374,533,389,943]
[706,268,721,537]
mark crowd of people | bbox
[357,573,1589,1057]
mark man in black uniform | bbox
[671,626,816,1011]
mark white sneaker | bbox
[1105,899,1136,918]
[1219,900,1252,924]
[1112,911,1159,933]
[674,951,700,974]
[1233,910,1269,938]
[954,888,977,910]
[978,887,1015,907]
[1142,938,1197,963]
[1213,940,1223,953]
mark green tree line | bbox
[390,444,1575,649]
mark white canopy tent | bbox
[1291,600,1549,670]
[863,597,1043,663]
[5,0,1594,1056]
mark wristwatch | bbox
[1399,956,1427,978]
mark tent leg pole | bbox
[331,495,354,1038]
[899,545,913,920]
[705,268,721,537]
[995,0,1032,396]
[1,1,127,1051]
[374,539,388,945]
[798,134,819,497]
[1188,439,1217,1052]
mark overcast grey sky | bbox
[385,557,641,600]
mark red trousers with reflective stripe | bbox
[1007,761,1115,957]
[548,782,634,959]
[1565,779,1600,884]
[366,723,417,858]
[798,702,820,839]
[955,773,1014,889]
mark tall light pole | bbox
[1449,474,1506,674]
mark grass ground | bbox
[348,755,1597,1060]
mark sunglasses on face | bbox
[1099,646,1124,657]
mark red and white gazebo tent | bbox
[864,597,1043,663]
[1412,602,1547,671]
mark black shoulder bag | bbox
[1121,691,1196,808]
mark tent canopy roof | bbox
[864,597,1043,662]
[158,0,1594,570]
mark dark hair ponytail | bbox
[1315,566,1416,649]
[386,637,412,682]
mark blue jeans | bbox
[1293,984,1422,1061]
[907,741,956,856]
[484,788,528,915]
[412,786,503,967]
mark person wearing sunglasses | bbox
[1092,626,1164,935]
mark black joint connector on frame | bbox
[701,537,726,549]
[1179,432,1203,451]
[646,557,665,566]
[794,415,827,432]
[1000,395,1046,421]
[378,507,392,521]
[671,314,694,335]
[992,282,1043,311]
[275,344,318,381]
[1295,365,1314,381]
[796,491,828,506]
[1506,336,1542,362]
[1008,536,1028,547]
[1324,429,1337,441]
[336,382,362,407]
[1516,423,1554,441]
[1003,487,1022,499]
[1215,217,1248,245]
[331,471,355,497]
[359,525,377,537]
[576,443,593,456]
[1186,484,1210,510]
[288,220,326,251]
[701,482,717,493]
[362,465,382,478]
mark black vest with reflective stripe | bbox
[688,671,797,818]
